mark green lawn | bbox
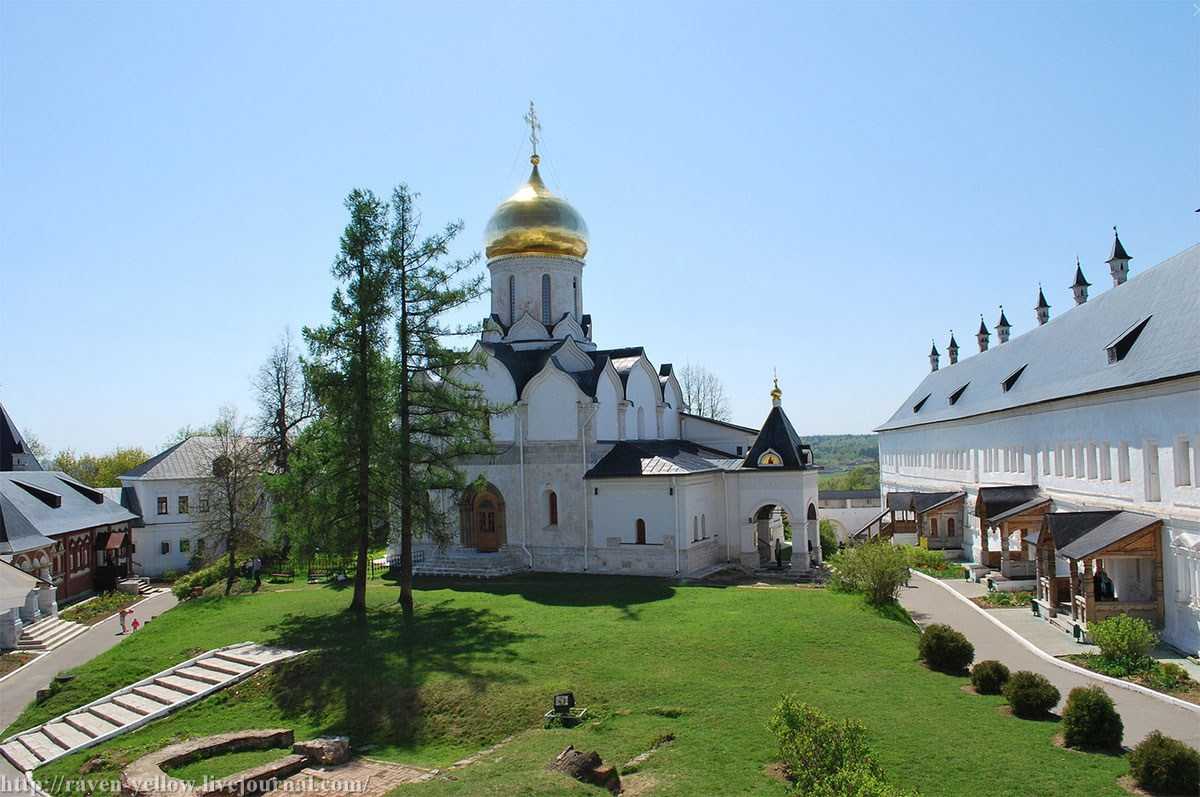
[12,576,1131,796]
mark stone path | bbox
[899,575,1200,749]
[0,642,301,774]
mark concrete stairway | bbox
[118,577,154,596]
[0,642,302,773]
[412,549,522,578]
[16,616,89,653]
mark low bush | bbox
[819,521,840,561]
[1060,686,1122,751]
[172,559,242,599]
[918,624,974,674]
[1141,661,1194,692]
[1089,614,1157,676]
[1002,671,1060,719]
[828,541,910,606]
[770,695,914,796]
[1127,731,1200,795]
[970,660,1010,695]
[771,695,876,793]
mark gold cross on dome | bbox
[524,101,541,157]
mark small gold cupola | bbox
[483,103,589,261]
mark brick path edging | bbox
[910,569,1200,715]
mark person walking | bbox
[118,608,130,635]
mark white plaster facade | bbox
[877,242,1200,653]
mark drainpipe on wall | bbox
[518,409,532,569]
[672,476,681,575]
[581,400,600,571]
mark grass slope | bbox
[14,576,1129,796]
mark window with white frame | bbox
[1174,437,1193,487]
[1144,442,1161,501]
[157,497,168,515]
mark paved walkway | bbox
[0,590,177,795]
[899,576,1200,750]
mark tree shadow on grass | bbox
[393,572,676,620]
[262,599,534,748]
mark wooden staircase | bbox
[0,642,302,773]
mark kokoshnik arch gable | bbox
[394,109,822,578]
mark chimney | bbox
[1072,258,1091,305]
[996,305,1011,344]
[976,316,990,352]
[1106,226,1131,286]
[947,331,959,365]
[929,340,940,372]
[1035,284,1050,325]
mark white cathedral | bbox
[403,142,821,578]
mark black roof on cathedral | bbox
[1108,230,1131,262]
[480,341,677,402]
[742,405,814,471]
[1,402,41,472]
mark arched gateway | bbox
[460,483,507,552]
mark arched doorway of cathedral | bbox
[459,482,507,553]
[753,504,792,567]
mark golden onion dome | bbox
[484,155,588,260]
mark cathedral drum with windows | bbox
[397,118,821,578]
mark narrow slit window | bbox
[541,274,551,324]
[508,275,516,325]
[912,394,930,413]
[948,383,969,405]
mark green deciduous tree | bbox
[52,447,150,487]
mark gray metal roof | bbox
[989,496,1052,524]
[585,440,746,479]
[877,244,1200,432]
[1050,511,1159,560]
[121,436,222,480]
[0,471,137,554]
[886,491,964,513]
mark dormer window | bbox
[758,449,784,467]
[912,394,930,413]
[1105,316,1151,364]
[1002,365,1027,393]
[948,383,969,405]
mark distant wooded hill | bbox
[805,434,879,491]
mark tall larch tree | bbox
[385,185,494,620]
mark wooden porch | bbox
[1045,511,1164,634]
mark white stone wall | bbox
[877,376,1200,653]
[121,476,208,577]
[680,415,757,457]
[488,255,584,328]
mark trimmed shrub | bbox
[1061,686,1122,751]
[918,624,975,674]
[819,520,840,561]
[828,541,910,606]
[1128,731,1200,795]
[1089,614,1157,676]
[810,763,918,797]
[970,660,1010,695]
[1002,671,1060,719]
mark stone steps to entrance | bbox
[0,642,302,774]
[16,616,89,652]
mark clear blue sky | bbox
[2,1,1196,456]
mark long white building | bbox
[874,235,1200,654]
